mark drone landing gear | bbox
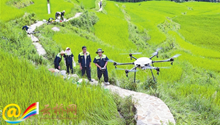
[134,67,136,83]
[150,69,157,83]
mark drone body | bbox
[109,48,180,83]
[134,57,152,68]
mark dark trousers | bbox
[82,67,91,80]
[54,64,59,70]
[98,69,108,82]
[66,63,73,74]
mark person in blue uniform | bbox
[54,50,65,70]
[22,25,29,31]
[64,47,74,74]
[93,49,109,85]
[55,12,61,19]
[78,46,92,82]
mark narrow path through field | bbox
[27,12,83,56]
[64,75,176,125]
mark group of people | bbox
[55,10,65,20]
[54,46,110,84]
[47,10,65,24]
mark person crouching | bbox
[54,50,65,70]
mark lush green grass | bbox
[21,0,74,20]
[0,0,24,21]
[0,0,75,21]
[74,0,96,9]
[174,14,220,52]
[0,50,124,124]
[94,1,137,50]
[120,1,187,45]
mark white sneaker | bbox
[104,82,110,85]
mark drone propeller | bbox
[142,66,169,70]
[150,48,162,59]
[172,54,181,58]
[120,52,142,55]
[116,68,138,72]
[108,59,116,63]
[170,54,181,65]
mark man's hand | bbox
[58,66,60,69]
[80,66,82,70]
[99,67,102,70]
[89,64,91,68]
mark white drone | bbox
[108,48,180,83]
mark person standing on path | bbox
[93,49,109,85]
[64,47,74,74]
[54,50,65,70]
[55,12,61,20]
[78,46,93,82]
[99,0,102,8]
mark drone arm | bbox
[150,52,158,59]
[150,55,156,59]
[114,62,134,68]
[114,62,134,66]
[152,58,174,64]
[142,66,160,75]
[125,66,138,77]
[129,54,137,60]
[130,56,137,60]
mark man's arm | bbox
[95,63,102,69]
[104,61,108,68]
[89,55,91,67]
[104,56,109,68]
[78,54,82,70]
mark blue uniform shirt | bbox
[78,52,91,67]
[54,53,62,66]
[64,53,74,65]
[93,54,109,69]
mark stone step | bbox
[32,42,46,56]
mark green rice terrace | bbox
[0,0,220,124]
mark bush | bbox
[69,10,99,32]
[113,93,136,125]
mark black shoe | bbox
[89,80,93,82]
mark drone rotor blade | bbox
[120,52,142,55]
[152,52,158,56]
[132,52,142,55]
[116,68,126,70]
[129,70,138,72]
[116,68,138,72]
[172,54,181,58]
[108,59,116,63]
[156,47,162,52]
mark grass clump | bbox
[113,94,136,125]
[6,0,34,8]
[69,10,99,32]
[0,15,46,65]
